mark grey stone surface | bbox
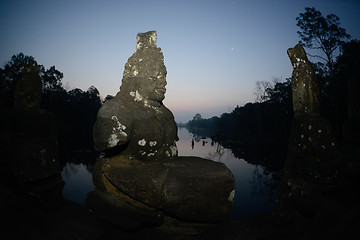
[92,155,235,222]
[93,31,178,161]
[287,43,320,116]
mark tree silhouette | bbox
[41,65,64,93]
[1,53,37,107]
[296,7,351,76]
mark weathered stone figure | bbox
[93,31,178,161]
[88,31,235,233]
[287,43,320,115]
[0,61,63,207]
[273,44,339,232]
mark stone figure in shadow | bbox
[88,31,235,233]
[0,61,64,208]
[273,44,341,234]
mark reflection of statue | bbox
[88,31,235,233]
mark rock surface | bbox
[90,155,234,223]
[89,31,235,231]
[93,31,178,161]
[287,43,320,115]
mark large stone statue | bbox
[87,31,235,233]
[273,44,339,232]
[93,31,178,161]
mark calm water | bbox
[61,127,278,218]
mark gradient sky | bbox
[1,0,360,122]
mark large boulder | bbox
[90,155,234,223]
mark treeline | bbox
[186,39,359,168]
[185,8,360,169]
[0,53,102,158]
[186,80,293,169]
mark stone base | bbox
[91,155,235,223]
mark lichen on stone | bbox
[138,139,146,146]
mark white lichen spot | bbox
[111,116,127,137]
[318,129,322,134]
[228,190,235,202]
[148,153,155,156]
[134,90,143,102]
[149,32,157,45]
[308,137,312,142]
[134,69,139,76]
[108,134,119,147]
[136,38,142,50]
[331,142,335,146]
[301,134,304,139]
[308,125,312,130]
[149,141,157,147]
[141,152,146,155]
[170,143,178,156]
[139,58,142,62]
[322,145,326,149]
[138,139,146,146]
[130,91,135,97]
[165,151,170,157]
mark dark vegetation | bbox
[0,53,103,167]
[185,7,359,171]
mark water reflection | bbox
[60,127,279,218]
[61,162,94,205]
[177,127,278,218]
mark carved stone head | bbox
[120,31,167,103]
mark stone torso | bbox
[93,94,178,161]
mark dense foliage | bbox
[0,53,102,155]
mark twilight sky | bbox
[1,0,360,122]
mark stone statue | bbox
[273,43,339,232]
[93,31,178,161]
[287,43,320,116]
[88,31,235,233]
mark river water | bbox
[61,127,278,218]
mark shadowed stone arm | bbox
[93,100,131,152]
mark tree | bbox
[193,113,202,121]
[254,81,273,103]
[1,53,65,107]
[1,53,37,106]
[104,95,114,102]
[296,7,351,76]
[41,65,64,93]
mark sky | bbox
[1,0,360,123]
